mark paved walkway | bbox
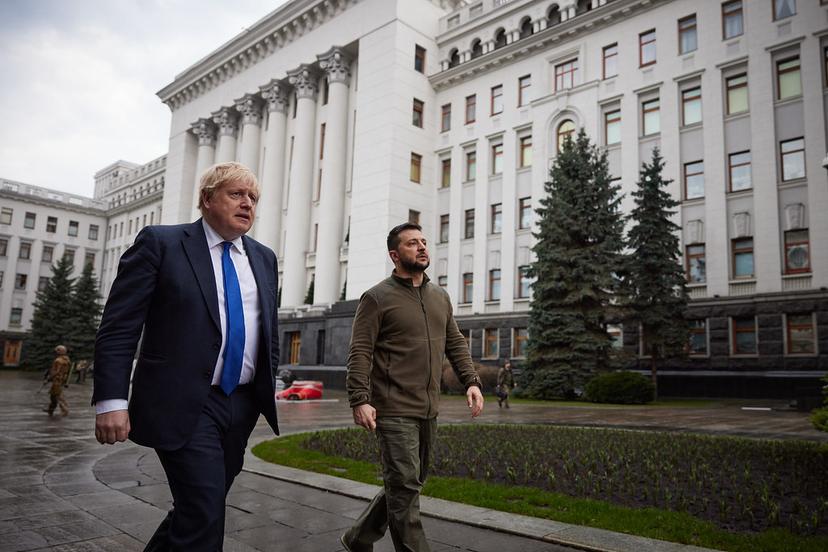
[1,370,823,551]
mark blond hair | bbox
[197,162,259,211]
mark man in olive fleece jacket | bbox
[341,222,484,552]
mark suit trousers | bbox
[343,416,437,552]
[144,384,259,552]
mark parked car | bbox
[276,380,324,401]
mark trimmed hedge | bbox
[585,371,654,404]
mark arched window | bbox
[556,119,576,152]
[494,28,507,49]
[519,17,533,39]
[576,0,592,16]
[448,48,460,68]
[471,39,483,59]
[547,5,561,26]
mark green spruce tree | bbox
[67,262,103,363]
[304,275,315,305]
[25,256,75,372]
[623,147,689,398]
[523,129,625,399]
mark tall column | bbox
[235,94,263,174]
[255,80,290,253]
[314,46,351,305]
[281,64,319,307]
[212,107,238,162]
[190,118,217,220]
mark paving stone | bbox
[64,490,141,510]
[85,501,166,528]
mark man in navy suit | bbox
[93,162,280,551]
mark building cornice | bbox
[0,188,108,216]
[105,190,165,217]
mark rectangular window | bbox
[491,203,502,234]
[441,104,451,132]
[24,212,36,230]
[1,207,12,225]
[490,85,503,115]
[780,137,805,181]
[777,57,801,100]
[726,74,748,114]
[722,1,743,39]
[518,198,532,229]
[786,314,815,354]
[414,44,426,73]
[441,158,451,188]
[491,143,503,174]
[410,152,422,183]
[0,238,6,256]
[639,29,656,67]
[489,269,501,301]
[555,59,578,91]
[466,150,476,181]
[513,328,528,358]
[732,238,754,278]
[483,328,499,358]
[319,123,326,159]
[438,275,447,288]
[68,220,79,237]
[784,229,810,273]
[684,161,704,200]
[731,316,757,355]
[518,75,531,106]
[519,135,532,167]
[412,99,424,128]
[604,110,621,144]
[464,209,475,239]
[602,43,618,79]
[773,0,796,21]
[440,214,450,243]
[686,244,706,283]
[89,224,99,240]
[642,98,660,135]
[46,216,57,233]
[462,273,473,303]
[465,94,476,124]
[15,273,27,290]
[689,319,708,355]
[18,242,31,260]
[728,151,752,192]
[518,265,531,298]
[10,307,22,326]
[289,332,301,364]
[84,252,95,266]
[42,245,53,263]
[681,87,702,126]
[38,276,49,291]
[0,271,3,287]
[678,15,697,54]
[64,248,75,264]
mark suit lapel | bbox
[243,236,273,338]
[182,220,221,332]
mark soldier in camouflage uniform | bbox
[45,345,71,417]
[496,360,516,409]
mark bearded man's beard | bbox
[400,256,429,273]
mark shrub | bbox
[811,407,828,432]
[585,371,654,404]
[441,360,497,394]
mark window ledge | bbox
[686,282,707,288]
[639,133,661,141]
[680,122,703,132]
[514,297,530,303]
[727,188,753,197]
[782,272,812,279]
[682,197,705,206]
[463,180,476,187]
[729,278,756,284]
[724,110,749,122]
[730,354,759,358]
[779,178,807,189]
[784,353,818,358]
[774,95,803,107]
[484,300,500,305]
[605,143,621,150]
[517,166,531,174]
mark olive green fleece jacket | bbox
[346,272,481,419]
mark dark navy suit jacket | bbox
[93,220,280,450]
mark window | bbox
[519,198,532,229]
[414,44,426,73]
[518,75,531,107]
[322,78,329,105]
[642,98,660,135]
[46,216,57,233]
[18,242,31,260]
[684,161,704,200]
[780,138,805,181]
[410,152,422,183]
[465,94,476,124]
[491,143,503,174]
[64,248,75,264]
[10,308,22,326]
[732,238,754,278]
[557,119,575,152]
[604,110,621,145]
[0,238,6,256]
[777,57,801,100]
[68,220,79,237]
[784,229,810,274]
[491,203,502,234]
[773,0,795,21]
[554,59,578,91]
[678,15,697,54]
[513,328,528,358]
[731,317,757,355]
[725,74,748,114]
[602,43,618,79]
[728,151,752,192]
[639,30,656,67]
[14,273,27,290]
[38,276,49,292]
[448,49,460,68]
[438,275,447,288]
[518,265,531,298]
[471,40,483,59]
[462,273,473,303]
[489,269,501,301]
[412,99,424,128]
[686,244,706,283]
[494,28,507,49]
[289,332,301,364]
[42,245,53,263]
[681,87,702,126]
[722,1,743,39]
[440,215,450,243]
[441,158,451,188]
[466,150,477,181]
[483,328,499,358]
[441,104,451,132]
[490,85,503,115]
[408,210,420,225]
[0,208,12,225]
[0,271,3,287]
[470,3,483,18]
[519,135,532,167]
[464,209,475,239]
[319,123,326,160]
[519,17,532,39]
[786,314,815,354]
[24,212,36,230]
[825,46,828,88]
[89,224,99,240]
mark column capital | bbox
[317,46,351,86]
[260,80,290,114]
[234,94,264,126]
[191,118,217,147]
[287,64,319,100]
[212,107,239,137]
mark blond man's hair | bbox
[197,162,259,211]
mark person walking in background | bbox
[342,222,484,552]
[496,360,516,409]
[44,345,71,417]
[74,359,90,384]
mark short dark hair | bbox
[387,222,422,251]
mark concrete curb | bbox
[243,450,721,552]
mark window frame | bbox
[683,160,705,200]
[18,241,31,260]
[441,158,451,188]
[23,212,36,230]
[728,151,752,192]
[0,208,12,225]
[490,203,502,234]
[776,56,802,101]
[678,14,698,55]
[639,29,656,67]
[465,94,476,124]
[602,43,618,79]
[68,220,79,237]
[688,319,708,356]
[641,98,660,136]
[554,58,578,91]
[414,44,426,73]
[518,197,532,230]
[725,73,748,115]
[490,84,503,116]
[410,152,422,183]
[441,103,451,132]
[518,75,531,107]
[465,150,477,181]
[722,1,743,40]
[604,109,621,145]
[512,327,528,358]
[780,137,805,182]
[483,328,499,358]
[412,98,424,128]
[491,142,503,175]
[681,86,702,126]
[731,238,754,279]
[686,244,706,283]
[46,216,57,233]
[488,269,501,301]
[784,229,811,274]
[731,316,757,355]
[439,214,450,243]
[517,265,532,298]
[464,209,475,239]
[519,135,532,167]
[556,119,575,152]
[772,0,796,21]
[785,313,816,355]
[462,272,474,303]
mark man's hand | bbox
[95,410,130,444]
[467,386,484,418]
[352,404,377,432]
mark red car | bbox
[276,380,324,401]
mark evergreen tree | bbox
[25,256,75,372]
[340,280,347,301]
[304,275,315,305]
[67,262,103,363]
[623,147,689,398]
[522,130,625,399]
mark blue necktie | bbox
[220,241,245,395]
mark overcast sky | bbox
[0,0,287,198]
